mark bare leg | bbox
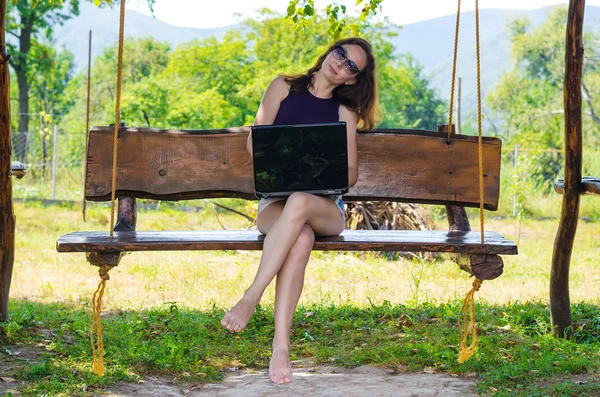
[221,192,343,332]
[220,201,284,333]
[269,224,314,384]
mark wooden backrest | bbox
[85,126,503,210]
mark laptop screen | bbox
[252,122,349,197]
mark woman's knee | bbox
[283,192,312,222]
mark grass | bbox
[1,201,599,396]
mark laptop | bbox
[252,122,349,198]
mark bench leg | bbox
[445,205,504,280]
[86,197,137,268]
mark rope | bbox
[447,0,461,143]
[475,0,485,244]
[90,265,114,376]
[109,0,127,239]
[89,0,126,377]
[448,0,486,364]
[83,30,92,222]
[458,278,482,363]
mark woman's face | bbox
[323,44,367,85]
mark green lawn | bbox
[1,201,599,396]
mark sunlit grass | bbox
[10,202,600,312]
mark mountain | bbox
[51,4,600,120]
[390,5,600,120]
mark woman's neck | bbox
[309,72,336,98]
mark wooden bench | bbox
[56,125,517,280]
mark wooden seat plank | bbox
[84,126,502,210]
[554,176,600,197]
[57,230,517,255]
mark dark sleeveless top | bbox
[273,90,340,125]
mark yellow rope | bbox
[90,265,113,376]
[458,278,482,363]
[447,0,461,142]
[109,0,127,239]
[450,0,486,364]
[90,0,126,377]
[475,0,485,244]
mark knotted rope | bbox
[458,278,482,363]
[448,0,486,363]
[90,265,114,376]
[89,0,126,377]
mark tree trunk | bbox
[550,0,585,338]
[0,0,16,321]
[13,13,33,162]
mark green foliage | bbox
[487,6,600,189]
[2,300,598,395]
[62,9,445,133]
[29,43,75,117]
[286,0,384,39]
[378,54,446,130]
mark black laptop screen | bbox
[252,122,349,195]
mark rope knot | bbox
[457,278,483,363]
[98,265,113,281]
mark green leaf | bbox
[303,4,313,17]
[287,0,298,17]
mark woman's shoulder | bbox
[269,76,291,91]
[265,76,291,101]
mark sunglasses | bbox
[331,45,361,75]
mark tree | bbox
[487,6,600,190]
[6,0,80,160]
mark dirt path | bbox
[105,365,478,397]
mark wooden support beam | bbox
[551,0,585,339]
[86,198,137,267]
[0,0,15,322]
[554,176,600,197]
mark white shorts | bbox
[258,195,345,222]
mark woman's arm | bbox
[339,105,359,187]
[247,76,290,154]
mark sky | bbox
[126,0,600,29]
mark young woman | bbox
[221,37,382,384]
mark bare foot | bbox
[221,297,257,332]
[269,348,292,384]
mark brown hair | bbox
[282,37,383,130]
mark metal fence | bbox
[11,128,87,201]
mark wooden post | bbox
[550,0,585,338]
[457,77,462,135]
[0,0,15,321]
[52,125,58,200]
[86,197,136,267]
[83,30,92,222]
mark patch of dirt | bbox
[0,344,49,396]
[532,372,600,392]
[105,365,478,397]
